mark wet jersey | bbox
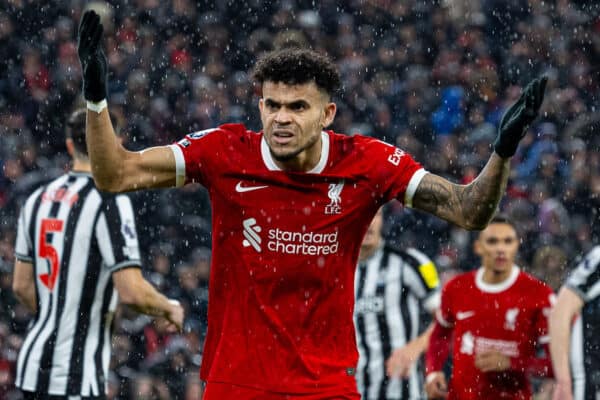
[435,267,554,400]
[170,124,426,395]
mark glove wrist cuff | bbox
[87,99,107,114]
[493,147,513,159]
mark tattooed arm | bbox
[412,153,510,230]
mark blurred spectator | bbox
[530,245,568,292]
[1,1,599,398]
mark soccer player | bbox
[424,215,555,400]
[355,207,440,399]
[77,10,547,399]
[549,245,600,400]
[11,109,184,399]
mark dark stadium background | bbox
[1,0,599,398]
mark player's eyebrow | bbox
[264,98,310,109]
[485,236,517,243]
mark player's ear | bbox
[258,98,265,114]
[473,237,482,257]
[66,138,75,157]
[321,102,336,128]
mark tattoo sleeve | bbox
[412,154,510,230]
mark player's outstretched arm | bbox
[413,77,547,230]
[78,10,176,192]
[549,286,582,400]
[412,155,508,230]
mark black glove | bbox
[77,10,108,102]
[493,76,548,158]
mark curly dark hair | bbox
[252,48,341,97]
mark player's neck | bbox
[71,158,92,173]
[358,241,382,262]
[273,137,322,172]
[481,266,513,284]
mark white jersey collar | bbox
[261,132,329,174]
[475,266,520,293]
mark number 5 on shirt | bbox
[38,218,64,290]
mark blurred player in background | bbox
[77,9,547,399]
[12,109,184,399]
[424,215,554,400]
[550,245,600,400]
[355,207,440,399]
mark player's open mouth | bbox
[273,130,294,145]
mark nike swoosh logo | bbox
[235,182,268,193]
[456,311,475,320]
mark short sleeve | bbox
[400,248,441,313]
[14,187,43,262]
[96,194,142,272]
[565,246,600,303]
[436,279,455,328]
[169,127,224,188]
[361,137,427,207]
[15,206,33,262]
[533,288,555,345]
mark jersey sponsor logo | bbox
[187,128,216,139]
[459,331,520,357]
[456,311,475,320]
[325,180,344,215]
[419,261,439,289]
[387,147,405,166]
[268,228,339,255]
[355,295,385,314]
[242,217,339,255]
[504,308,519,331]
[242,218,262,252]
[477,336,519,357]
[235,181,269,193]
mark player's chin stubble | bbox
[269,132,321,163]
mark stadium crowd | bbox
[0,0,599,398]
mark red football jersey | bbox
[170,124,425,395]
[436,267,555,400]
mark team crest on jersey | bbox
[187,128,215,140]
[504,308,519,331]
[325,180,344,215]
[460,331,475,355]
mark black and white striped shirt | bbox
[565,245,600,400]
[354,245,440,400]
[14,172,142,397]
